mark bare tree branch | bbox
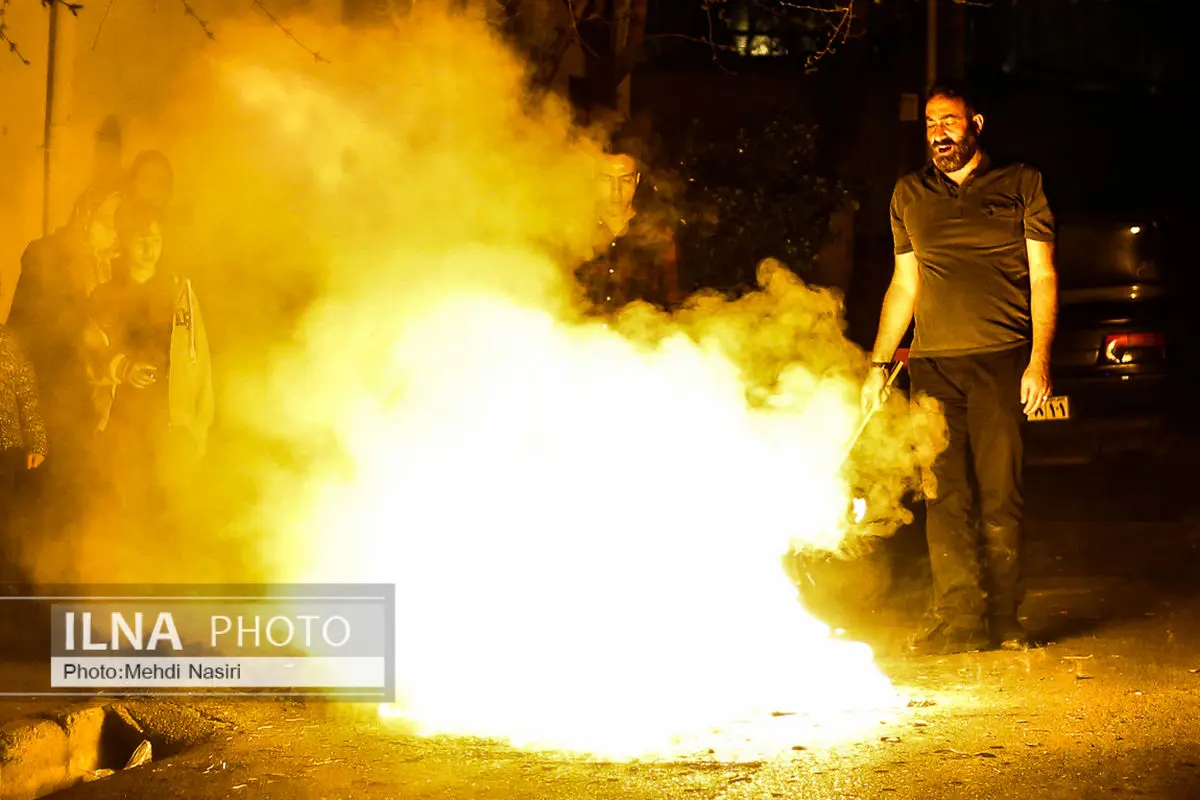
[0,0,32,64]
[1,0,84,65]
[805,0,853,66]
[250,0,327,63]
[91,0,118,50]
[179,0,214,39]
[565,0,598,59]
[645,30,739,54]
[697,0,855,69]
[703,0,723,66]
[5,0,331,66]
[46,0,85,16]
[531,24,576,85]
[177,0,326,62]
[770,0,853,12]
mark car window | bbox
[1054,220,1161,290]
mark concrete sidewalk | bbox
[0,690,245,800]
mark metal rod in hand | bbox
[839,361,906,468]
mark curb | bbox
[1,701,114,800]
[0,700,208,800]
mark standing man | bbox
[577,146,681,312]
[862,81,1058,655]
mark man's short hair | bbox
[113,198,161,245]
[926,79,980,118]
[608,141,644,174]
[607,119,650,173]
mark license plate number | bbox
[1028,395,1070,421]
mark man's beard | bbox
[930,129,979,173]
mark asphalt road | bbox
[12,449,1200,799]
[43,595,1200,800]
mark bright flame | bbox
[261,268,910,759]
[86,6,946,763]
[852,496,868,524]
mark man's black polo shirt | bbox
[890,154,1055,358]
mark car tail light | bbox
[1103,332,1166,364]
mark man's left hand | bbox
[1020,357,1052,416]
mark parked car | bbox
[1023,211,1174,464]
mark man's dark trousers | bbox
[909,343,1028,630]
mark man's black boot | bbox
[989,615,1029,651]
[908,619,989,656]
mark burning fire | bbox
[260,260,910,759]
[78,6,944,762]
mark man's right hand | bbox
[127,362,157,389]
[860,365,889,416]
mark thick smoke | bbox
[16,5,605,584]
[13,2,946,757]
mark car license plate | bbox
[1028,395,1070,421]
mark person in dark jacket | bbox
[577,149,681,312]
[0,323,47,583]
[7,190,119,537]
